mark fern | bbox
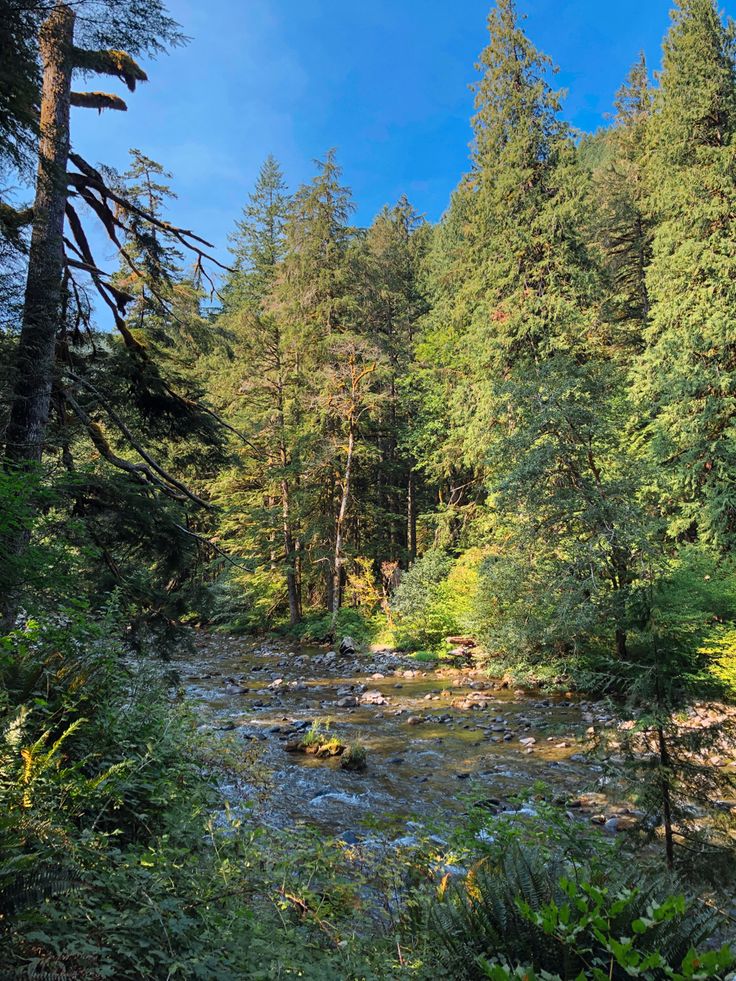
[432,844,727,980]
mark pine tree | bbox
[275,151,358,614]
[410,182,481,551]
[54,150,226,635]
[356,197,428,565]
[637,0,736,549]
[589,53,653,355]
[0,2,217,626]
[209,157,303,625]
[418,0,644,661]
[223,154,288,312]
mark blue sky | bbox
[70,0,729,269]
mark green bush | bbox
[288,606,380,646]
[391,550,455,650]
[0,615,414,979]
[0,614,256,977]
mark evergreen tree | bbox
[588,53,653,355]
[418,0,644,660]
[410,182,481,551]
[637,0,736,549]
[208,157,303,626]
[223,154,288,312]
[276,151,358,613]
[355,197,428,565]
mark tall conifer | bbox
[638,0,736,548]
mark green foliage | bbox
[340,741,368,771]
[434,843,731,980]
[391,549,481,651]
[636,0,736,548]
[4,1,736,976]
[0,614,247,976]
[391,550,457,650]
[289,607,380,646]
[0,616,421,979]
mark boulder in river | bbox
[339,636,356,656]
[360,689,388,706]
[337,696,359,708]
[340,744,368,772]
[285,736,346,758]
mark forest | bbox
[1,0,736,977]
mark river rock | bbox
[337,696,359,708]
[361,689,388,706]
[339,636,356,656]
[406,715,425,726]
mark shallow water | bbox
[175,633,603,835]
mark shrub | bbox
[289,607,379,646]
[391,549,482,651]
[0,614,254,977]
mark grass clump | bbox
[340,742,368,771]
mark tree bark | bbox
[615,627,628,660]
[276,367,301,625]
[5,3,74,467]
[330,424,354,633]
[407,467,417,563]
[281,476,301,625]
[2,4,74,627]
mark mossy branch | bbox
[72,48,148,91]
[0,202,34,245]
[71,92,128,112]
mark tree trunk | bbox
[2,4,74,627]
[266,489,277,569]
[276,372,300,625]
[281,476,301,626]
[657,723,675,869]
[5,4,74,467]
[330,424,354,633]
[615,627,628,660]
[407,467,417,563]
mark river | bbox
[171,632,629,839]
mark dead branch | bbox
[64,371,212,510]
[171,523,244,568]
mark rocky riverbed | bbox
[173,633,660,838]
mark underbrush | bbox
[284,607,384,647]
[0,613,255,977]
[0,614,420,978]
